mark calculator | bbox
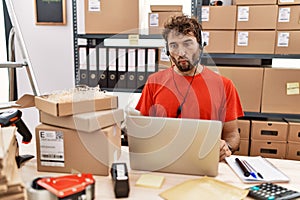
[248,183,300,200]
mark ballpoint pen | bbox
[235,158,250,177]
[242,160,257,179]
[243,160,264,179]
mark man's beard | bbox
[171,55,199,72]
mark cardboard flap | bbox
[15,94,35,108]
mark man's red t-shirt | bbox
[135,66,244,122]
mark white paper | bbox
[225,155,290,183]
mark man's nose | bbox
[177,48,186,56]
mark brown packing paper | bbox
[160,177,248,200]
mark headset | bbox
[166,26,206,118]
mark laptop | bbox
[126,115,222,177]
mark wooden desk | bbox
[19,147,300,199]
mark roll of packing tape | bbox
[26,178,56,200]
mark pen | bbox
[235,158,250,177]
[243,160,264,179]
[242,160,257,179]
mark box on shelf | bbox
[250,139,287,159]
[234,139,249,156]
[215,66,264,112]
[286,141,300,160]
[35,123,121,175]
[202,30,235,53]
[237,119,250,139]
[40,108,124,133]
[201,6,236,30]
[236,5,278,30]
[35,94,118,117]
[234,0,277,5]
[84,0,139,34]
[235,31,275,54]
[277,5,300,30]
[158,47,170,70]
[278,0,300,5]
[251,120,288,141]
[148,5,182,34]
[261,68,300,114]
[275,31,300,54]
[286,120,300,143]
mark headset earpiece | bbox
[165,44,170,56]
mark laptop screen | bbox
[126,115,222,177]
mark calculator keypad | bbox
[248,183,300,200]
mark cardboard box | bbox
[149,12,182,34]
[236,5,278,30]
[148,5,182,35]
[215,67,264,112]
[275,31,300,54]
[35,124,121,175]
[261,68,300,114]
[250,139,287,159]
[158,47,171,70]
[84,0,139,34]
[251,120,288,141]
[201,6,236,30]
[287,120,300,142]
[286,141,300,160]
[278,0,300,5]
[35,94,118,117]
[237,119,250,139]
[234,0,277,5]
[40,108,124,132]
[234,139,249,156]
[235,31,275,54]
[150,5,182,12]
[202,30,235,53]
[277,6,300,30]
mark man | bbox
[135,15,244,161]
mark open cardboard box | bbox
[35,94,118,117]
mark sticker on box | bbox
[201,7,210,22]
[202,32,210,46]
[286,82,300,95]
[149,13,159,27]
[238,7,249,22]
[278,7,291,22]
[88,0,100,12]
[237,32,249,46]
[39,130,65,167]
[277,32,289,47]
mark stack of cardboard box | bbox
[0,127,26,199]
[276,0,300,54]
[250,119,288,159]
[34,91,124,176]
[235,0,277,54]
[286,119,300,161]
[201,5,236,53]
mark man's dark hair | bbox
[162,15,203,46]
